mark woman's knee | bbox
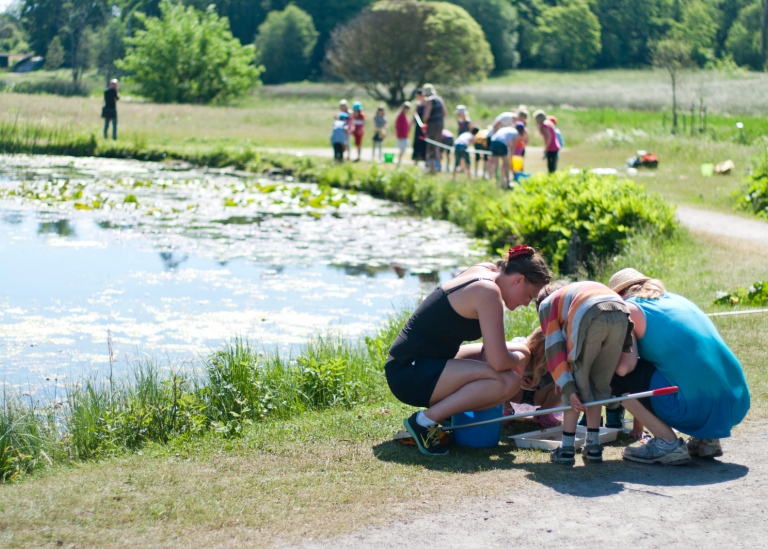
[499,371,521,399]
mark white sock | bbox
[416,411,437,428]
[562,432,576,448]
[587,429,600,446]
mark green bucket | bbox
[701,163,714,177]
[383,152,395,163]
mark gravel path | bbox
[295,422,768,549]
[677,206,768,248]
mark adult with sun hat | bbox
[608,268,751,464]
[385,245,552,455]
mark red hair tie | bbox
[508,244,534,259]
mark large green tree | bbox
[255,5,318,84]
[532,0,601,70]
[725,2,763,69]
[20,0,106,81]
[325,0,493,106]
[671,0,718,66]
[118,0,262,104]
[591,0,674,67]
[442,0,519,73]
[0,13,31,53]
[94,15,126,84]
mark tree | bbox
[762,0,768,68]
[118,0,263,104]
[671,0,718,66]
[44,35,65,68]
[532,0,601,70]
[94,16,126,85]
[651,38,693,132]
[255,5,318,84]
[325,1,493,106]
[0,13,31,53]
[442,0,519,73]
[724,3,762,69]
[591,0,674,67]
[20,0,65,55]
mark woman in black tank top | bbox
[388,246,552,455]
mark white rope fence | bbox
[707,308,768,317]
[421,136,493,157]
[414,113,493,156]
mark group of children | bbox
[330,93,564,189]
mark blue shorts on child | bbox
[454,144,470,166]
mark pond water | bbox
[0,155,485,395]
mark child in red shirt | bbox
[351,101,365,162]
[394,101,411,166]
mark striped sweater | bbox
[538,281,627,399]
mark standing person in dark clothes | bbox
[421,83,447,173]
[411,89,427,165]
[102,79,119,140]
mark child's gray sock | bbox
[656,437,678,448]
[562,432,576,448]
[587,428,600,446]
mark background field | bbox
[4,69,765,214]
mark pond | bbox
[0,155,485,396]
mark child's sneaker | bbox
[550,445,576,465]
[623,437,691,465]
[686,437,723,458]
[403,412,449,456]
[605,405,625,429]
[581,443,603,463]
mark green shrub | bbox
[3,79,90,97]
[316,165,677,274]
[715,281,768,306]
[736,154,768,218]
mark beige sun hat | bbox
[609,268,651,294]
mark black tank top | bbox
[388,278,491,362]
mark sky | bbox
[1,0,15,14]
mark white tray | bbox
[509,425,619,450]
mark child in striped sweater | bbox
[537,281,637,464]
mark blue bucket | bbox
[451,405,503,448]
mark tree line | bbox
[1,0,767,104]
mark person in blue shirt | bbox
[609,268,750,465]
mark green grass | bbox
[471,68,768,116]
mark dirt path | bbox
[293,422,768,548]
[676,206,768,248]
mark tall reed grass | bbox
[0,312,406,481]
[0,118,98,156]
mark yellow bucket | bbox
[511,155,524,172]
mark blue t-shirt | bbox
[631,293,750,438]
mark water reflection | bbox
[0,154,486,395]
[38,219,76,237]
[2,212,24,225]
[159,252,189,270]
